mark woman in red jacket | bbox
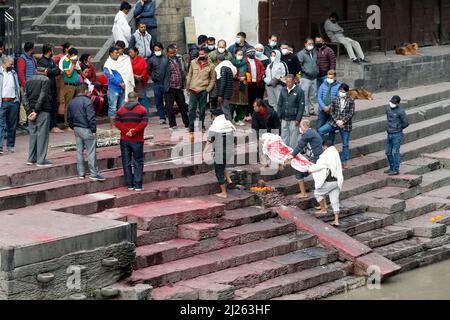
[129,47,150,112]
[245,48,266,123]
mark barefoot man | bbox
[204,109,235,198]
[308,139,344,226]
[286,119,323,199]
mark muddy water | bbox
[327,260,450,300]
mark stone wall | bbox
[337,46,450,92]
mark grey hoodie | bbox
[124,100,140,110]
[264,50,288,85]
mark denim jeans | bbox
[188,90,208,132]
[317,75,327,92]
[28,111,50,164]
[316,109,331,131]
[0,101,19,151]
[138,97,150,113]
[120,140,144,189]
[153,82,167,120]
[318,123,351,164]
[107,90,125,118]
[74,127,99,178]
[386,132,403,172]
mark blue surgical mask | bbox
[207,45,215,51]
[256,51,263,58]
[236,37,241,44]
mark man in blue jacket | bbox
[104,47,126,128]
[134,0,158,43]
[317,70,341,130]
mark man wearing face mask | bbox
[208,40,233,114]
[317,70,341,130]
[297,38,320,116]
[147,42,168,124]
[264,35,279,57]
[286,119,323,199]
[315,36,336,91]
[205,37,216,54]
[385,95,409,176]
[186,49,216,133]
[227,32,253,57]
[280,42,301,77]
[318,83,355,169]
[189,35,208,65]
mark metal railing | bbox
[0,0,21,57]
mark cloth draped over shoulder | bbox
[215,61,237,80]
[309,146,344,190]
[104,55,135,101]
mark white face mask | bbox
[389,102,397,108]
[70,55,78,61]
[270,41,277,47]
[236,37,241,44]
[270,56,276,62]
[154,51,162,57]
[339,92,347,98]
[281,49,289,56]
[306,45,314,51]
[217,47,226,54]
[326,78,334,84]
[236,55,243,61]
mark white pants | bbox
[300,78,317,115]
[266,84,283,114]
[336,37,365,60]
[315,181,341,214]
[281,120,300,149]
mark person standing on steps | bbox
[203,109,236,199]
[186,48,216,134]
[104,47,126,129]
[115,92,149,192]
[113,1,132,47]
[147,42,168,124]
[208,40,233,114]
[385,95,409,176]
[308,139,343,226]
[317,70,341,130]
[286,119,323,199]
[318,83,355,170]
[23,67,53,167]
[129,47,150,112]
[278,74,305,149]
[244,48,265,123]
[67,83,106,182]
[134,0,158,44]
[215,54,236,121]
[129,23,153,60]
[297,38,320,116]
[0,56,21,155]
[264,50,288,114]
[315,36,336,91]
[61,47,81,131]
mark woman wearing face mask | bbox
[254,44,270,68]
[263,50,288,114]
[229,49,248,126]
[317,83,355,169]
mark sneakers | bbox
[127,187,135,191]
[384,169,393,174]
[89,174,106,182]
[352,58,361,64]
[169,126,178,131]
[7,148,15,153]
[26,161,36,166]
[159,119,167,125]
[79,176,86,180]
[388,171,400,176]
[360,58,371,63]
[36,160,53,167]
[135,187,144,192]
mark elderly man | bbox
[23,67,53,167]
[0,56,21,154]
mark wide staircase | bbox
[2,83,450,300]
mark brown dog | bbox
[395,43,419,56]
[349,89,374,100]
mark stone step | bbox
[21,17,36,31]
[346,194,406,214]
[271,276,366,300]
[423,185,450,200]
[21,5,47,19]
[420,169,450,193]
[150,246,339,300]
[395,245,450,272]
[129,232,316,287]
[135,219,300,269]
[53,3,119,14]
[354,226,414,248]
[394,214,448,238]
[36,24,113,37]
[233,261,353,300]
[44,13,116,25]
[212,207,277,229]
[390,196,446,224]
[373,235,450,261]
[335,213,387,236]
[37,33,110,48]
[178,223,220,241]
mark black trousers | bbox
[164,88,189,128]
[247,82,265,116]
[49,93,58,129]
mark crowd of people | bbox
[0,2,411,225]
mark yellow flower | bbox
[437,215,442,220]
[431,217,436,223]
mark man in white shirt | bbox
[112,2,132,47]
[0,56,21,154]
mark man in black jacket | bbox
[216,54,234,121]
[385,95,409,176]
[38,44,62,133]
[147,42,168,124]
[67,83,106,181]
[23,67,53,167]
[280,42,301,77]
[278,74,305,148]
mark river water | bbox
[327,259,450,300]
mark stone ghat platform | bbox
[2,83,450,300]
[337,45,450,92]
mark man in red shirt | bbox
[114,91,149,191]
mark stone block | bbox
[354,252,401,280]
[178,223,220,241]
[387,175,423,188]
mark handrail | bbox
[31,0,60,29]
